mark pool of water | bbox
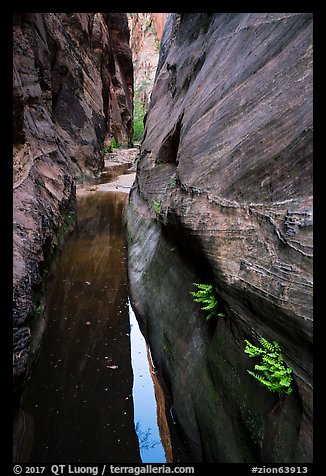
[17,191,171,463]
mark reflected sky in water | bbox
[129,302,166,463]
[17,190,174,464]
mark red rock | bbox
[13,13,133,393]
[128,13,167,109]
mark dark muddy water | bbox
[18,191,171,463]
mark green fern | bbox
[110,138,120,150]
[190,283,225,320]
[244,338,293,395]
[152,200,161,215]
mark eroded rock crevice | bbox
[156,115,183,165]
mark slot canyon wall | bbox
[127,13,167,109]
[127,13,313,462]
[13,12,133,394]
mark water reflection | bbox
[135,422,160,452]
[18,193,140,463]
[129,303,171,462]
[17,190,177,464]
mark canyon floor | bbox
[77,147,138,197]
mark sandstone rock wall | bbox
[127,13,313,462]
[106,13,134,146]
[128,13,167,109]
[13,13,133,393]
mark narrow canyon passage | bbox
[13,12,313,464]
[17,187,173,463]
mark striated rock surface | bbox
[127,13,313,462]
[106,13,134,146]
[13,13,133,393]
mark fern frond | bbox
[201,301,217,311]
[245,337,293,396]
[262,355,279,367]
[244,340,263,357]
[205,312,215,320]
[192,297,205,303]
[190,290,208,298]
[191,282,224,320]
[200,297,217,304]
[247,371,270,387]
[254,364,269,372]
[272,341,281,351]
[259,337,275,352]
[279,378,292,387]
[192,283,212,291]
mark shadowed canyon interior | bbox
[13,12,312,464]
[17,192,189,463]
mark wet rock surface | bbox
[17,192,141,464]
[127,13,313,462]
[13,13,133,392]
[77,147,137,196]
